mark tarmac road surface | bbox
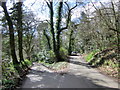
[20,56,119,88]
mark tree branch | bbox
[65,2,70,9]
[60,2,78,32]
[70,3,77,10]
[46,1,51,9]
[109,28,120,33]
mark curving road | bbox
[20,56,119,88]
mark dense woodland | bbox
[0,0,120,89]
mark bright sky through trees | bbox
[23,0,118,21]
[0,0,119,21]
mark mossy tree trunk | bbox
[16,2,24,63]
[46,1,78,62]
[1,2,21,73]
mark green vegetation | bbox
[60,47,68,57]
[21,59,32,66]
[85,50,100,62]
[2,79,16,89]
[37,47,68,70]
[36,47,68,64]
[38,60,68,71]
[2,61,19,89]
[84,48,119,78]
[2,59,32,89]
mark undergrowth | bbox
[2,59,32,90]
[85,49,100,62]
[84,48,119,79]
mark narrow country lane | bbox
[20,56,119,88]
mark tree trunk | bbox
[68,29,74,55]
[16,2,24,62]
[116,17,120,61]
[55,2,63,61]
[56,32,64,61]
[1,2,22,74]
[2,2,19,65]
[43,29,51,50]
[49,2,56,53]
[117,1,120,54]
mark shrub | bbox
[48,50,55,58]
[60,47,68,56]
[24,59,32,66]
[2,79,16,89]
[46,50,56,64]
[2,60,20,89]
[31,54,39,61]
[37,51,47,61]
[60,47,68,60]
[2,61,19,79]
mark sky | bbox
[22,0,118,21]
[0,0,119,22]
[0,0,119,33]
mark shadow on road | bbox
[19,67,119,89]
[18,55,119,89]
[68,56,93,69]
[69,60,89,66]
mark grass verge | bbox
[85,49,100,62]
[38,60,68,71]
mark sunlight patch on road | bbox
[34,84,45,88]
[31,66,40,70]
[58,75,65,88]
[27,74,43,82]
[68,56,119,88]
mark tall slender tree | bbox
[46,1,57,59]
[1,2,20,70]
[16,1,24,62]
[43,29,52,50]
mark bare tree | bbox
[91,1,120,53]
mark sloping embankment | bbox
[85,47,119,81]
